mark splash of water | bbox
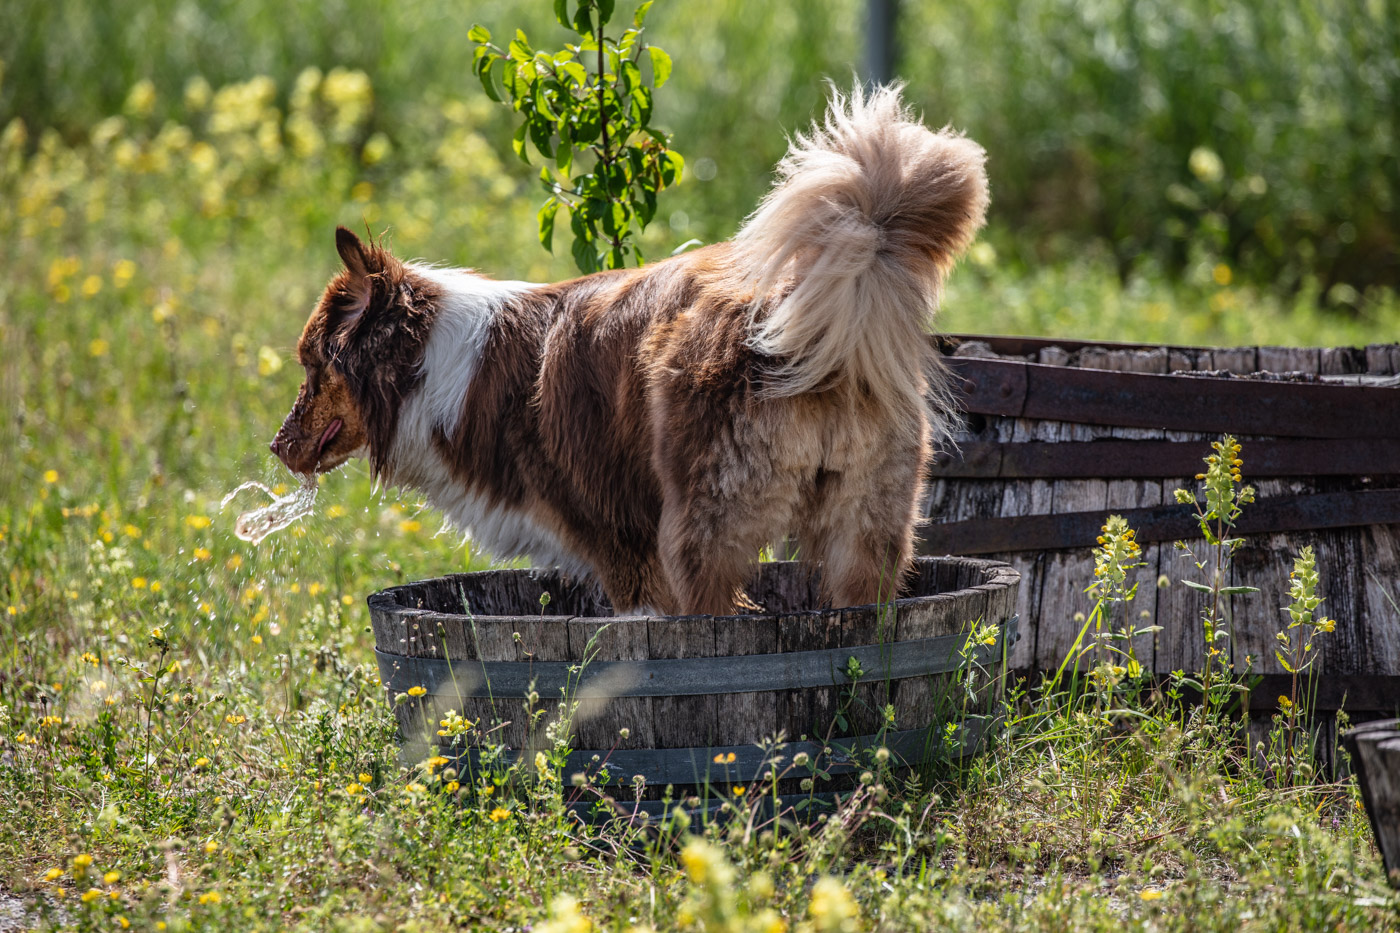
[221,473,319,544]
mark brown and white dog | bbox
[270,87,988,615]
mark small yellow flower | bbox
[186,515,212,529]
[489,807,511,822]
[407,685,427,697]
[198,891,221,905]
[194,547,212,561]
[195,757,211,768]
[713,752,737,765]
[225,714,246,725]
[445,780,460,792]
[131,577,147,590]
[72,854,93,870]
[80,651,99,665]
[149,581,162,593]
[251,634,262,645]
[81,887,103,903]
[481,784,495,798]
[204,840,219,854]
[404,782,427,794]
[43,469,59,484]
[122,524,141,538]
[358,772,372,783]
[43,868,63,882]
[399,519,422,533]
[1139,888,1164,901]
[226,555,242,570]
[103,870,121,884]
[341,594,354,606]
[345,782,363,795]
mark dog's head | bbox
[270,227,436,478]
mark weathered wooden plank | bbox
[1034,420,1110,671]
[1259,345,1321,376]
[1342,719,1400,886]
[776,611,842,743]
[648,615,717,750]
[568,616,654,752]
[1320,345,1366,375]
[713,615,780,747]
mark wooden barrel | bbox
[922,334,1400,735]
[1343,719,1400,888]
[369,556,1019,810]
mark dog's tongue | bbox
[317,419,342,455]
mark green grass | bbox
[1,25,1398,933]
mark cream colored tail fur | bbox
[736,85,989,410]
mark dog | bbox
[270,86,988,615]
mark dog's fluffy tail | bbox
[735,84,988,410]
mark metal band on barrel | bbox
[376,616,1018,700]
[402,717,1000,788]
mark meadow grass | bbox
[1,49,1398,933]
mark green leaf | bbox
[512,122,530,163]
[553,0,569,29]
[648,46,672,87]
[633,0,654,26]
[509,32,533,61]
[476,56,503,103]
[538,198,560,252]
[1181,579,1214,594]
[572,234,599,274]
[555,129,574,176]
[561,61,589,86]
[596,0,616,27]
[660,150,683,185]
[468,24,492,44]
[1219,585,1261,595]
[619,59,641,93]
[528,114,555,160]
[1274,650,1296,674]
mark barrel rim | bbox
[366,555,1021,634]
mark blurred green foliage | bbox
[3,0,1396,296]
[906,0,1400,296]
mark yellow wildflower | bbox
[43,469,59,484]
[407,685,427,697]
[489,807,511,822]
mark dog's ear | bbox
[332,226,373,320]
[336,226,373,278]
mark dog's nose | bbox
[269,438,281,456]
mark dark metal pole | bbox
[865,0,899,87]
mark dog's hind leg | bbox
[656,473,805,616]
[797,446,926,610]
